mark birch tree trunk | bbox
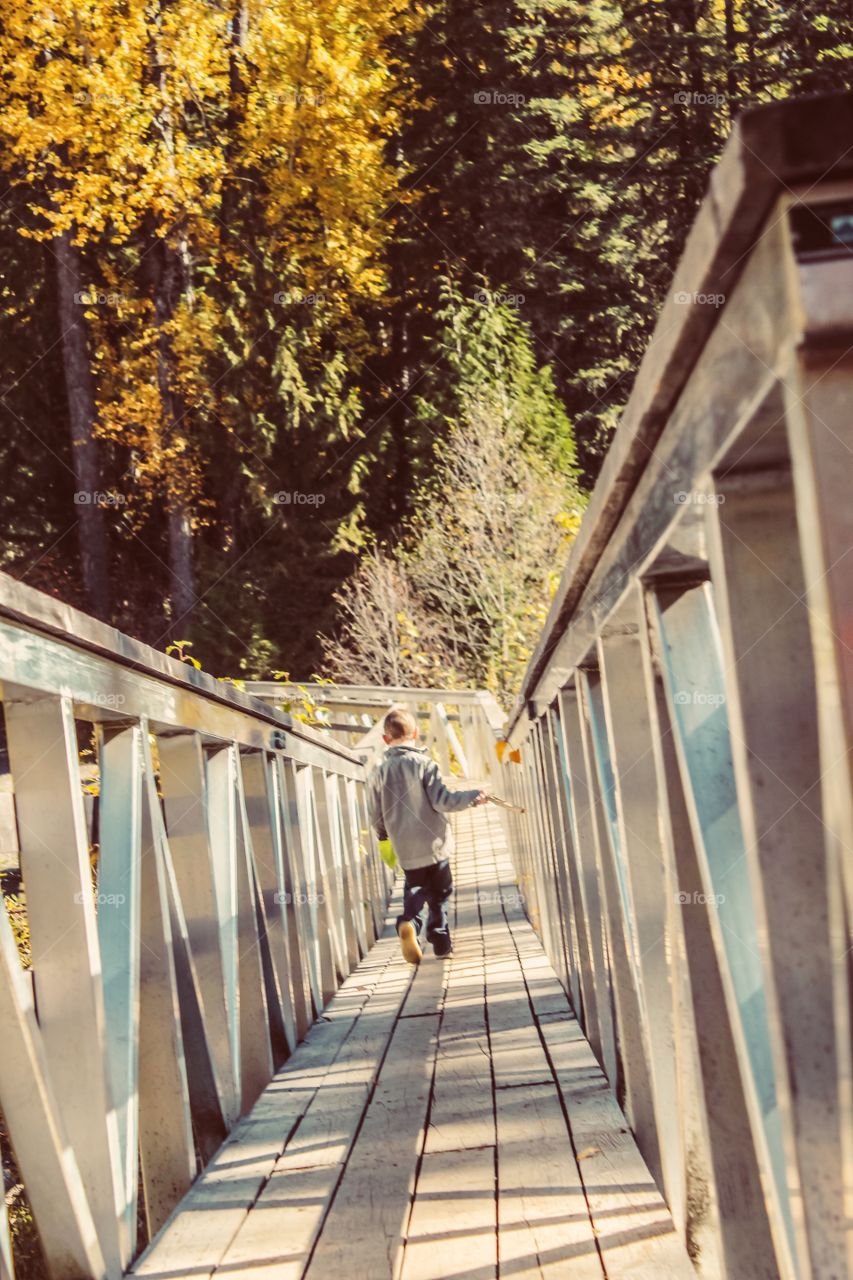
[152,232,197,629]
[54,228,110,619]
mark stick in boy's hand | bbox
[485,793,526,813]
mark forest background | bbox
[1,0,851,704]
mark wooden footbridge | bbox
[3,93,853,1280]
[130,803,691,1280]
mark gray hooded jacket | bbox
[367,743,481,870]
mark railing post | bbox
[649,581,799,1278]
[428,704,451,776]
[534,712,577,1001]
[339,774,370,958]
[706,466,846,1276]
[437,702,471,776]
[551,691,602,1055]
[232,753,275,1110]
[322,770,361,972]
[4,695,126,1273]
[784,319,853,928]
[643,582,779,1276]
[205,745,274,1117]
[310,767,349,997]
[353,774,389,938]
[458,705,486,777]
[136,728,196,1236]
[240,749,296,1062]
[200,744,241,1123]
[555,687,617,1080]
[293,764,336,1008]
[275,756,315,1037]
[784,340,853,1254]
[0,895,107,1279]
[597,610,684,1221]
[519,730,549,940]
[504,754,533,915]
[544,705,584,1010]
[96,723,143,1247]
[578,669,662,1182]
[159,732,235,1134]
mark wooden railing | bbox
[0,577,393,1279]
[499,91,853,1280]
[244,682,505,778]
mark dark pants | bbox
[396,859,453,946]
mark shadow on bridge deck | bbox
[131,804,693,1280]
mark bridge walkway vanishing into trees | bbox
[3,91,853,1280]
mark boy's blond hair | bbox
[383,704,418,741]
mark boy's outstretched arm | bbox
[367,772,388,841]
[422,760,487,812]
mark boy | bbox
[367,704,487,964]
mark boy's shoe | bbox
[432,933,453,959]
[398,920,422,966]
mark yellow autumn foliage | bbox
[0,0,408,514]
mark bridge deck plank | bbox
[132,800,694,1280]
